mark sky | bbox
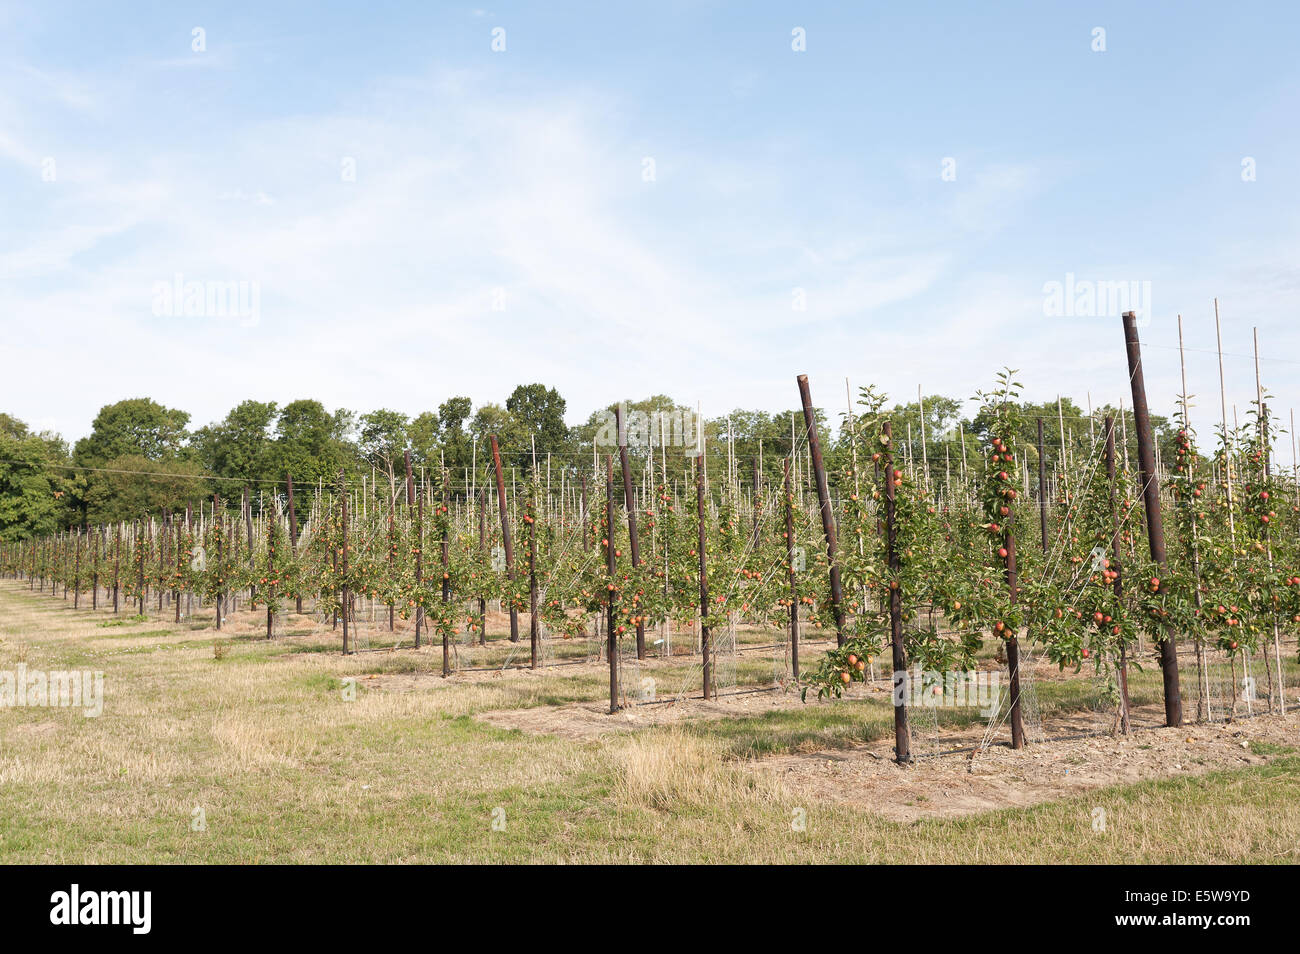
[3,1,1299,452]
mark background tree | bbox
[264,400,357,488]
[435,396,475,472]
[80,455,208,524]
[0,415,73,539]
[713,407,829,488]
[409,397,474,472]
[506,383,569,471]
[194,400,278,487]
[358,408,410,483]
[73,398,192,466]
[469,403,525,471]
[71,398,194,525]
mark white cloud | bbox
[3,63,1297,452]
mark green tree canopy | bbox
[358,408,410,480]
[264,400,357,488]
[194,400,278,486]
[73,398,191,466]
[505,383,569,471]
[80,454,208,525]
[0,421,72,540]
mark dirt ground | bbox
[479,686,1300,821]
[760,709,1300,822]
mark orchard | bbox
[3,312,1298,761]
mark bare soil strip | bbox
[479,688,1300,821]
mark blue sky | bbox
[3,1,1299,449]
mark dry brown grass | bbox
[3,579,1299,863]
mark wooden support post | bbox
[528,486,539,671]
[783,458,800,680]
[1122,310,1183,727]
[73,527,82,609]
[266,506,275,639]
[158,515,167,611]
[92,528,100,610]
[387,493,396,632]
[212,501,222,629]
[405,451,423,648]
[286,475,302,614]
[340,472,350,655]
[1104,416,1132,733]
[112,523,121,615]
[882,421,911,762]
[490,435,519,644]
[617,406,646,660]
[1036,418,1049,552]
[477,489,487,646]
[697,451,712,699]
[441,468,451,677]
[1003,517,1026,749]
[243,486,254,601]
[580,472,590,551]
[175,510,185,622]
[606,456,620,712]
[796,374,846,645]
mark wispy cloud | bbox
[3,13,1297,447]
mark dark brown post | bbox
[696,452,712,699]
[387,494,396,632]
[1036,418,1049,551]
[606,456,620,712]
[580,472,590,551]
[783,459,799,679]
[92,528,100,610]
[212,498,222,629]
[340,471,350,655]
[72,528,82,609]
[405,452,423,648]
[528,490,539,670]
[490,435,519,643]
[477,489,487,646]
[1000,475,1026,750]
[136,520,146,615]
[1104,416,1131,733]
[286,474,302,614]
[989,431,1026,750]
[175,510,185,623]
[796,374,845,645]
[441,468,451,677]
[1122,310,1183,727]
[617,407,646,660]
[113,523,121,614]
[266,506,275,639]
[882,422,911,762]
[158,515,168,611]
[243,486,254,601]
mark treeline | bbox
[0,382,1173,540]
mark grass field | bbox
[2,579,1298,864]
